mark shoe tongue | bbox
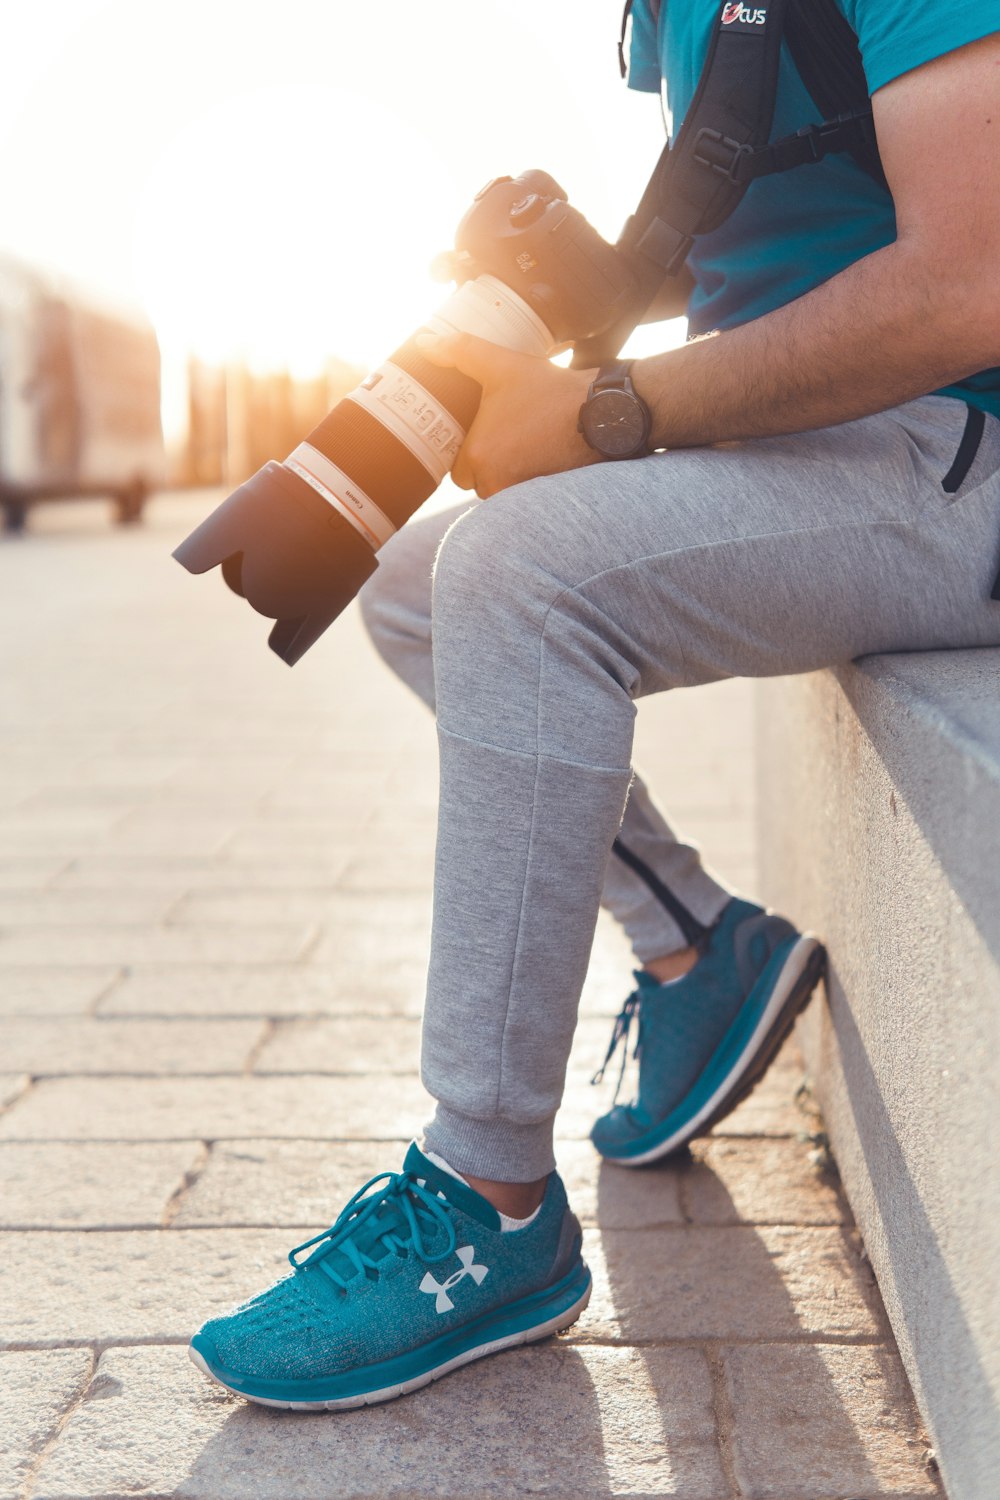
[404,1143,501,1231]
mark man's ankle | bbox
[644,943,700,985]
[461,1172,548,1219]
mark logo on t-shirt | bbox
[721,3,767,28]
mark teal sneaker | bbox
[189,1142,591,1410]
[591,898,825,1166]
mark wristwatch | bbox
[577,361,652,459]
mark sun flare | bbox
[132,87,467,378]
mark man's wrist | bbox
[628,357,665,451]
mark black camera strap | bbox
[580,0,884,364]
[624,0,792,278]
[784,0,885,187]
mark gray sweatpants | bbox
[359,396,1000,1181]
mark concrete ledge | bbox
[756,652,1000,1500]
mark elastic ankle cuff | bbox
[423,1105,556,1183]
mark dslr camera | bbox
[174,171,645,664]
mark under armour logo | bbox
[419,1245,489,1313]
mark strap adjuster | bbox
[635,217,694,274]
[795,111,874,163]
[692,128,753,182]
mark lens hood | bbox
[172,462,377,665]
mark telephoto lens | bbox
[173,171,640,664]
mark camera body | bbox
[453,170,640,345]
[173,171,643,665]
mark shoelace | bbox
[288,1171,457,1294]
[591,987,643,1106]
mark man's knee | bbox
[432,480,569,627]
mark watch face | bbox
[583,389,649,457]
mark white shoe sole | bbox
[188,1278,592,1411]
[611,934,824,1168]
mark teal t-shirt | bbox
[627,1,1000,417]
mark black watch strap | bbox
[589,360,637,397]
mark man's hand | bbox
[417,332,599,498]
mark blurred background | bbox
[0,0,683,531]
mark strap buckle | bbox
[692,128,753,183]
[794,110,874,163]
[794,119,835,163]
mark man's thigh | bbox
[437,396,1000,698]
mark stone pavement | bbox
[0,491,942,1500]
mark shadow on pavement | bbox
[594,1148,892,1498]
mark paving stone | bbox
[556,1141,685,1229]
[684,1136,847,1226]
[0,1348,94,1500]
[168,892,343,927]
[0,1142,203,1227]
[0,807,125,836]
[0,731,122,760]
[161,756,294,791]
[306,894,434,970]
[264,753,409,790]
[142,787,276,813]
[31,1343,726,1499]
[554,1085,607,1142]
[0,1229,294,1345]
[235,798,378,822]
[98,965,425,1017]
[566,1015,625,1079]
[578,912,636,1018]
[0,780,39,812]
[56,857,352,890]
[0,1074,30,1110]
[95,814,239,857]
[16,786,153,811]
[0,827,107,856]
[252,765,393,803]
[367,800,438,828]
[0,891,173,926]
[0,1218,837,1354]
[221,823,373,858]
[382,799,438,828]
[119,732,319,757]
[724,1342,941,1497]
[173,1139,409,1227]
[37,756,186,789]
[171,1136,681,1233]
[0,1075,434,1141]
[310,889,435,932]
[0,924,315,966]
[578,1225,882,1342]
[0,857,69,891]
[338,848,436,892]
[0,966,120,1016]
[0,1018,264,1075]
[253,1016,421,1074]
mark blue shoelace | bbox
[288,1171,458,1294]
[591,987,643,1105]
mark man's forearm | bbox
[633,239,1000,449]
